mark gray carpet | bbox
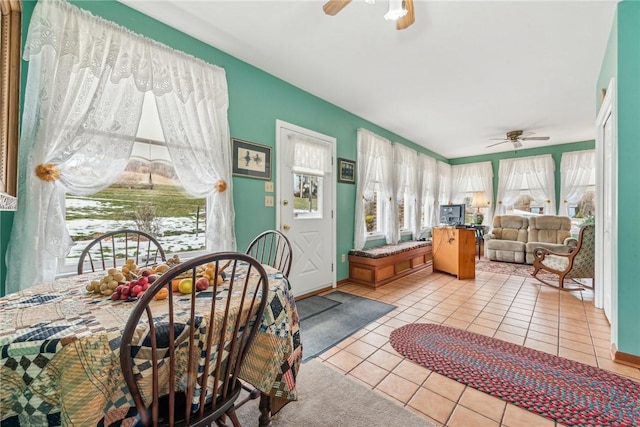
[298,291,396,362]
[235,359,435,427]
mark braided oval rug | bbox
[390,323,640,426]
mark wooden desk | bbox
[432,227,476,279]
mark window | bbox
[364,192,380,233]
[59,93,206,275]
[293,173,322,219]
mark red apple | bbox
[111,292,119,301]
[132,285,143,296]
[148,275,158,284]
[195,277,210,291]
[138,277,148,286]
[141,269,151,277]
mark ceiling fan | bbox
[322,0,415,30]
[486,130,550,149]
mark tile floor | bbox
[315,266,640,427]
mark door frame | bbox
[275,119,337,292]
[595,78,617,337]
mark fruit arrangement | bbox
[109,269,158,301]
[85,258,174,299]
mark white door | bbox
[602,110,614,321]
[595,78,617,326]
[276,120,335,297]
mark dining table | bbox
[0,264,301,426]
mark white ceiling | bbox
[119,0,618,159]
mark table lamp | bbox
[471,191,488,224]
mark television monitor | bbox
[439,204,466,226]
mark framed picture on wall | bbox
[232,138,272,180]
[337,158,356,184]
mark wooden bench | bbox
[348,241,432,289]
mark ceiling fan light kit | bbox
[485,130,550,149]
[384,0,408,21]
[323,0,415,30]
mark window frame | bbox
[0,0,21,210]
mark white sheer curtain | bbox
[436,161,452,207]
[393,144,418,240]
[354,129,393,250]
[450,162,493,225]
[417,154,437,230]
[6,0,232,292]
[154,53,233,252]
[494,155,555,216]
[559,150,595,216]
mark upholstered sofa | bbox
[483,215,529,264]
[484,214,577,265]
[525,215,577,264]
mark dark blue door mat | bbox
[297,291,396,362]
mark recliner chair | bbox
[483,215,529,264]
[525,215,577,264]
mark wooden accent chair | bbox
[245,230,293,277]
[237,230,293,409]
[532,224,595,291]
[120,252,269,426]
[77,229,166,274]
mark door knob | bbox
[283,200,289,206]
[282,224,291,231]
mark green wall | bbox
[449,140,596,211]
[0,0,445,294]
[614,1,640,357]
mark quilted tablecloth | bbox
[0,266,301,426]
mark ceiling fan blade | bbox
[521,136,550,141]
[396,0,415,30]
[486,140,508,148]
[323,0,351,16]
[512,140,523,149]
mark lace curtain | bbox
[284,133,333,175]
[451,161,493,225]
[393,144,418,240]
[495,155,555,217]
[417,154,438,229]
[559,150,595,216]
[154,54,233,252]
[354,129,393,249]
[436,161,452,207]
[6,0,232,292]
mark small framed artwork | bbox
[337,158,356,184]
[232,138,272,180]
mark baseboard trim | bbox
[336,278,350,288]
[611,343,640,368]
[295,285,335,301]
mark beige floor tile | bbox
[325,349,362,372]
[458,387,506,422]
[467,324,497,337]
[349,360,389,387]
[408,387,456,424]
[333,266,620,427]
[493,331,525,345]
[422,372,465,402]
[448,405,500,427]
[392,359,431,385]
[358,331,389,348]
[343,340,378,359]
[376,372,420,404]
[502,404,555,427]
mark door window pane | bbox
[293,173,322,219]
